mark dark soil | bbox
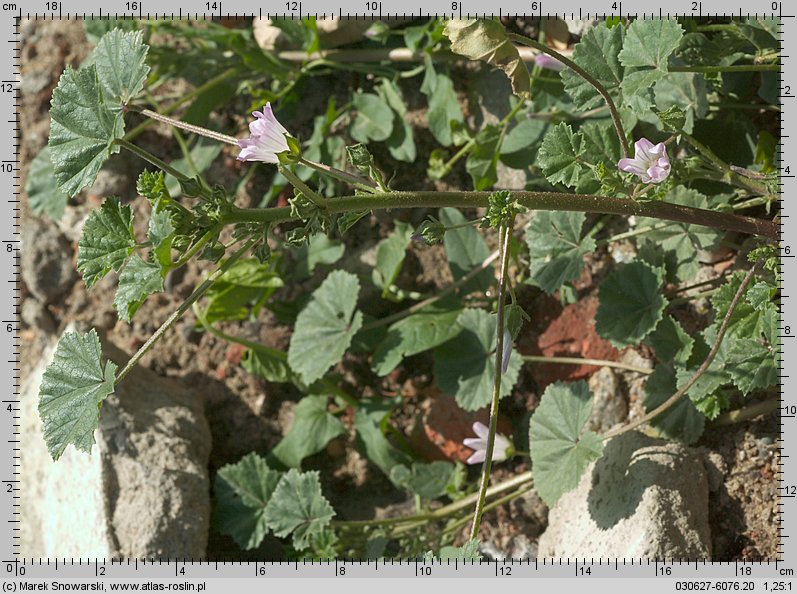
[19,17,779,561]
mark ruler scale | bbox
[3,0,791,589]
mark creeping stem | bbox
[507,32,630,157]
[221,191,778,239]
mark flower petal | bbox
[237,103,292,164]
[463,437,487,450]
[472,421,490,439]
[466,450,486,465]
[618,157,646,175]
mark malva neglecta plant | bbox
[29,15,780,559]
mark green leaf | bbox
[444,18,530,98]
[421,63,464,147]
[654,73,708,134]
[528,380,604,506]
[562,24,625,110]
[37,329,118,460]
[84,29,150,105]
[114,255,164,322]
[84,19,139,45]
[711,272,775,342]
[77,198,136,288]
[378,79,417,163]
[619,19,683,70]
[287,271,363,385]
[434,308,522,411]
[726,339,777,394]
[136,170,172,206]
[595,261,667,347]
[354,397,411,480]
[214,453,282,550]
[618,16,683,109]
[500,118,548,169]
[637,187,723,282]
[263,469,336,550]
[439,207,492,294]
[747,281,775,311]
[645,365,705,444]
[272,396,346,468]
[466,124,502,190]
[26,147,68,220]
[48,65,124,197]
[436,540,482,561]
[644,315,694,366]
[241,345,296,385]
[204,259,283,323]
[390,461,456,500]
[676,327,733,409]
[373,221,413,293]
[148,208,175,272]
[350,93,394,143]
[656,105,687,133]
[371,309,463,376]
[537,123,586,187]
[525,211,595,294]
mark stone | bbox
[21,218,77,304]
[537,431,711,560]
[253,16,412,51]
[21,298,55,334]
[85,155,137,200]
[586,367,628,434]
[21,325,212,559]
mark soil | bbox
[19,18,779,561]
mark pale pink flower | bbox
[534,53,564,71]
[463,422,512,465]
[618,138,671,184]
[237,103,291,163]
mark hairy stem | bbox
[221,190,778,239]
[134,108,240,146]
[602,263,760,441]
[709,397,780,427]
[469,223,512,540]
[682,133,770,195]
[521,355,652,375]
[116,139,190,182]
[299,157,378,192]
[279,165,328,209]
[125,67,240,142]
[507,32,630,156]
[114,238,256,385]
[172,226,222,270]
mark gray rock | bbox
[496,161,528,190]
[86,155,137,200]
[21,297,55,334]
[21,326,212,559]
[20,70,51,97]
[538,432,711,560]
[21,218,77,304]
[586,367,628,434]
[563,18,600,37]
